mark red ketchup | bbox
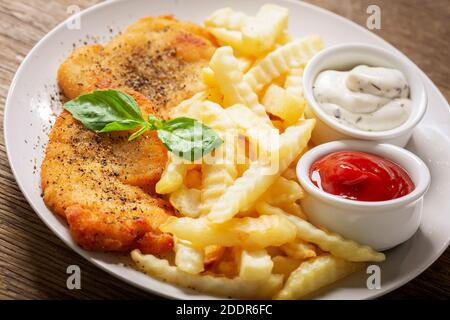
[309,151,414,201]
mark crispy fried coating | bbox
[42,16,216,253]
[57,15,217,118]
[41,92,176,253]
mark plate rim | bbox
[3,0,450,300]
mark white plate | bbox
[4,0,450,300]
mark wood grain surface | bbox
[0,0,449,300]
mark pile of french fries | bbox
[131,4,385,300]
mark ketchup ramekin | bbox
[302,44,427,147]
[296,140,430,251]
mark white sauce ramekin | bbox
[303,44,427,147]
[296,140,430,251]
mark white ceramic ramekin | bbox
[303,44,427,147]
[296,140,431,251]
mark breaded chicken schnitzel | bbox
[42,16,216,253]
[58,15,216,118]
[42,92,175,253]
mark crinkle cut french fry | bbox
[206,162,274,223]
[201,67,218,87]
[226,104,279,160]
[239,249,274,281]
[263,176,304,206]
[209,247,241,278]
[241,4,289,55]
[185,169,202,189]
[204,245,226,265]
[255,201,385,262]
[245,36,324,93]
[263,178,307,219]
[209,46,270,123]
[174,238,204,274]
[182,101,237,166]
[261,84,305,125]
[170,91,206,118]
[204,7,249,30]
[276,32,293,45]
[236,55,253,73]
[284,67,304,96]
[272,256,302,278]
[181,100,233,131]
[282,167,297,181]
[201,164,238,215]
[182,100,239,215]
[280,239,316,260]
[202,59,252,89]
[206,7,287,56]
[278,202,307,220]
[207,119,315,223]
[160,215,297,250]
[205,87,224,104]
[169,186,201,218]
[155,153,187,194]
[209,46,246,106]
[275,255,362,300]
[226,104,267,130]
[131,250,283,299]
[208,28,250,55]
[201,151,238,213]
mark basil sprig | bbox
[64,90,223,161]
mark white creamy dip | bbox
[313,65,411,131]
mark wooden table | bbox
[0,0,449,299]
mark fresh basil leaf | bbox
[64,89,223,159]
[148,114,163,129]
[157,117,223,161]
[128,126,150,141]
[100,120,144,133]
[64,89,146,132]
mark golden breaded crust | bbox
[57,15,217,118]
[44,16,216,254]
[41,91,175,254]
